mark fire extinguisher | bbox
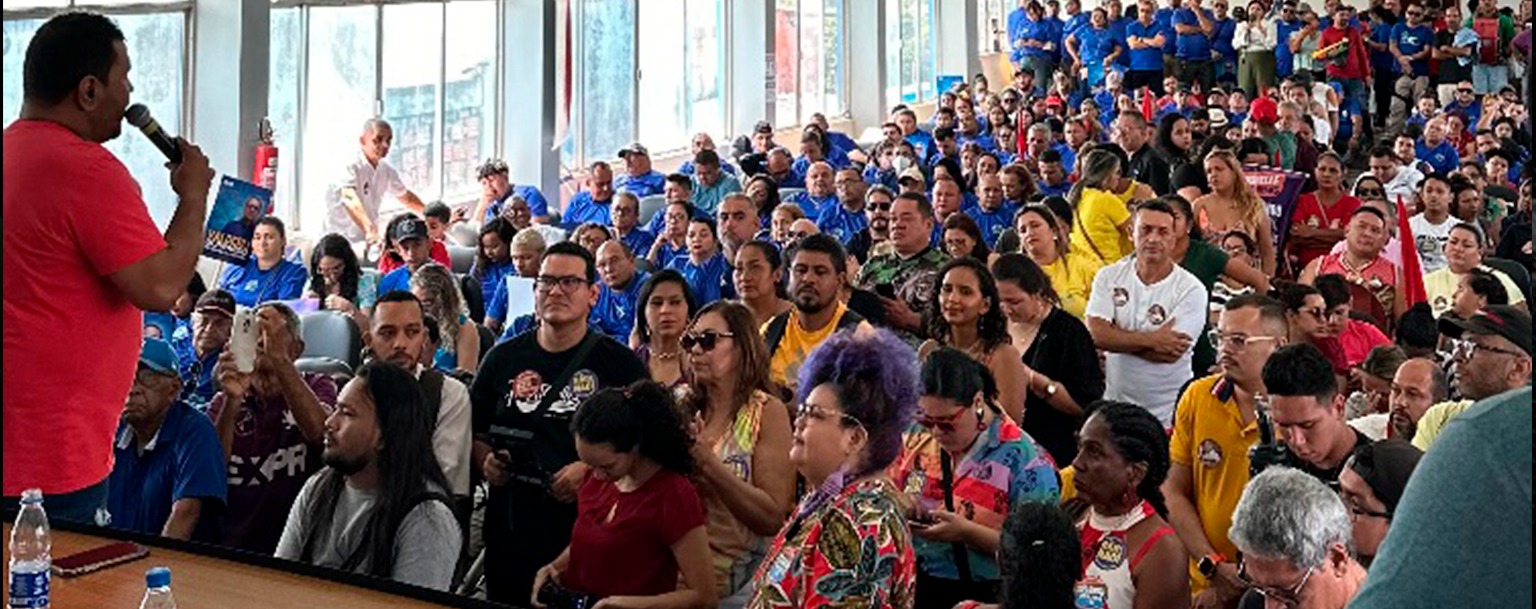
[252,117,278,213]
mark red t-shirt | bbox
[3,120,166,495]
[376,239,450,275]
[1289,193,1362,270]
[563,469,705,598]
[1321,25,1369,80]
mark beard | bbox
[794,290,832,314]
[323,448,370,476]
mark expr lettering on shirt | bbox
[227,443,309,487]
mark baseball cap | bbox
[139,338,181,376]
[1249,97,1280,124]
[1438,305,1533,356]
[617,142,650,158]
[195,289,237,318]
[1346,439,1423,513]
[898,166,926,187]
[391,215,429,243]
[753,120,774,135]
[1208,108,1230,128]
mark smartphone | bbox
[52,542,148,578]
[875,283,898,300]
[231,308,258,373]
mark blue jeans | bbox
[1472,65,1509,95]
[1,478,110,526]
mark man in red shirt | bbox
[1320,5,1373,128]
[2,12,213,521]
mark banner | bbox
[1242,164,1307,256]
[203,176,273,265]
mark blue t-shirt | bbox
[789,192,840,220]
[1211,17,1237,61]
[378,266,414,298]
[1274,18,1303,76]
[964,202,1020,249]
[484,184,552,221]
[1173,8,1213,61]
[1036,179,1074,199]
[176,347,221,412]
[473,260,517,310]
[1126,20,1166,70]
[217,258,308,308]
[1075,25,1118,64]
[1369,24,1397,72]
[1391,23,1435,76]
[666,252,734,305]
[1156,8,1178,55]
[563,191,614,228]
[620,228,657,260]
[905,131,937,164]
[614,171,667,197]
[106,401,227,539]
[1416,140,1461,174]
[1109,17,1133,66]
[592,269,650,342]
[863,165,899,190]
[826,131,861,158]
[1008,7,1031,59]
[958,132,998,153]
[677,160,737,177]
[1444,99,1482,127]
[791,151,852,179]
[1021,16,1058,58]
[1062,12,1091,42]
[816,205,871,245]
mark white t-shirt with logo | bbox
[327,152,409,243]
[1085,258,1209,427]
[1408,213,1456,274]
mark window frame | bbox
[773,0,849,130]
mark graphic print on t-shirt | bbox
[509,369,600,415]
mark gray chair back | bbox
[638,194,668,226]
[294,357,353,386]
[300,310,363,371]
[448,245,477,274]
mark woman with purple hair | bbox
[744,327,920,609]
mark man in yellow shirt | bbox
[1165,295,1290,606]
[764,234,869,395]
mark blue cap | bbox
[145,567,170,588]
[139,339,180,376]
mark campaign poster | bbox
[204,176,273,265]
[1242,164,1307,255]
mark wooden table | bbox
[2,524,501,608]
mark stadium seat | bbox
[460,273,485,325]
[638,194,667,227]
[477,324,495,363]
[294,356,353,385]
[299,310,364,371]
[447,245,476,275]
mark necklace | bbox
[651,349,683,361]
[1087,501,1149,533]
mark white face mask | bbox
[893,156,914,172]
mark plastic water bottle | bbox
[138,568,176,609]
[7,489,50,609]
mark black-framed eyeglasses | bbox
[1458,88,1476,94]
[681,329,735,352]
[1238,560,1315,608]
[867,202,895,212]
[1357,188,1385,197]
[534,275,590,293]
[795,403,863,428]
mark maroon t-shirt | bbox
[563,469,705,598]
[205,372,337,554]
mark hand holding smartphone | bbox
[231,308,258,373]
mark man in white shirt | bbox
[1362,145,1424,209]
[328,119,426,248]
[1086,199,1209,425]
[1407,172,1456,274]
[369,291,472,503]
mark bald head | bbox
[807,162,835,197]
[1389,358,1448,440]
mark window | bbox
[885,0,938,107]
[636,0,724,155]
[271,1,499,233]
[573,0,635,165]
[3,6,188,228]
[774,0,845,129]
[979,0,1010,56]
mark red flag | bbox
[1396,195,1427,307]
[1140,87,1154,122]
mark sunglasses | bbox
[681,329,735,352]
[867,202,895,212]
[1356,188,1385,197]
[1458,88,1476,94]
[916,406,977,433]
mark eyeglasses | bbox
[1356,188,1385,198]
[1297,306,1327,321]
[916,407,969,433]
[795,403,863,428]
[1238,560,1315,608]
[1458,88,1476,94]
[534,275,590,293]
[681,329,734,352]
[1449,338,1526,361]
[1208,330,1283,351]
[867,202,895,212]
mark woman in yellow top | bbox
[1068,148,1134,264]
[1193,150,1276,275]
[1015,204,1101,318]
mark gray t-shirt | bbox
[1348,386,1532,609]
[274,471,461,591]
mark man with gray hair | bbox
[330,118,427,247]
[1228,467,1369,609]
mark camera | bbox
[1233,6,1249,20]
[1249,395,1295,477]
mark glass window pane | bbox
[2,19,44,126]
[300,5,376,235]
[102,12,185,229]
[381,2,444,207]
[2,1,66,10]
[579,0,635,162]
[444,0,496,201]
[269,7,301,221]
[797,0,820,124]
[919,0,937,101]
[684,0,724,141]
[820,0,843,118]
[773,0,797,128]
[637,0,686,151]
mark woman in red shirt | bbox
[530,381,717,609]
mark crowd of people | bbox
[4,6,1532,609]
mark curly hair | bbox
[408,264,466,356]
[572,380,695,475]
[998,501,1081,609]
[1084,400,1171,517]
[308,233,362,304]
[795,327,919,477]
[926,257,1011,356]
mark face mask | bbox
[893,156,914,172]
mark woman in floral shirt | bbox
[746,327,919,609]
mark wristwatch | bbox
[1198,553,1227,578]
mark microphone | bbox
[124,103,182,164]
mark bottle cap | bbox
[146,567,171,588]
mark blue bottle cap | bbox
[146,567,171,588]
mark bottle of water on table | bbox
[139,568,176,609]
[8,488,51,609]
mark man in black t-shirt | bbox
[469,242,646,603]
[1261,344,1371,489]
